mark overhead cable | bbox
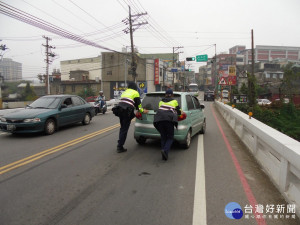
[0,1,120,53]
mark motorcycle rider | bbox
[97,91,105,109]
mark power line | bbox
[68,0,128,45]
[21,0,83,33]
[0,1,120,53]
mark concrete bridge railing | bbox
[215,101,300,217]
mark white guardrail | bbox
[215,101,300,217]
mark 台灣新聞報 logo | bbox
[225,202,243,219]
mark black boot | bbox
[161,150,168,161]
[117,146,127,153]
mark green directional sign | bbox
[196,54,208,62]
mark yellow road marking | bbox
[0,123,120,175]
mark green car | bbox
[0,95,95,135]
[134,92,206,148]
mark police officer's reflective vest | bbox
[120,88,144,112]
[158,100,179,114]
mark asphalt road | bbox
[0,101,299,225]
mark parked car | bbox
[274,98,290,104]
[204,90,215,101]
[134,92,206,149]
[85,96,98,102]
[0,95,95,135]
[257,99,271,106]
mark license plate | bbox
[7,124,16,131]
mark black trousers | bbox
[117,113,132,148]
[155,121,174,153]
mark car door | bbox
[192,96,204,132]
[71,96,86,122]
[58,97,76,126]
[185,95,199,136]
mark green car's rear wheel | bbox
[82,113,91,125]
[182,129,191,149]
[199,119,206,134]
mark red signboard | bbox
[228,76,236,85]
[154,59,159,85]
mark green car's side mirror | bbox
[61,104,67,109]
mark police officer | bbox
[115,82,148,153]
[154,89,181,160]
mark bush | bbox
[234,103,300,141]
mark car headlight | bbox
[23,118,41,123]
[0,117,6,122]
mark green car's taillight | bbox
[178,112,187,121]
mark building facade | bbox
[0,58,22,81]
[101,52,147,99]
[230,45,300,65]
[60,56,101,81]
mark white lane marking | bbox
[193,135,207,225]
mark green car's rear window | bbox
[142,93,181,111]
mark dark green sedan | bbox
[0,95,95,135]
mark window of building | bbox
[72,85,75,92]
[265,73,270,78]
[272,74,277,79]
[107,71,112,75]
[279,74,283,79]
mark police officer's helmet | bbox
[127,82,138,91]
[99,91,103,94]
[165,89,173,97]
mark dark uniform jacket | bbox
[112,88,143,119]
[153,97,181,129]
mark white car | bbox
[257,99,271,105]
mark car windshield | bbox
[189,86,198,92]
[142,93,181,111]
[29,97,61,109]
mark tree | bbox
[78,87,96,99]
[247,72,257,107]
[239,83,248,94]
[21,82,38,101]
[281,63,300,102]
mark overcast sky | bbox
[0,0,299,80]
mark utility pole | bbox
[0,40,8,109]
[42,36,56,95]
[172,46,183,88]
[248,29,256,107]
[123,6,147,83]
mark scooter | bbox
[93,100,107,115]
